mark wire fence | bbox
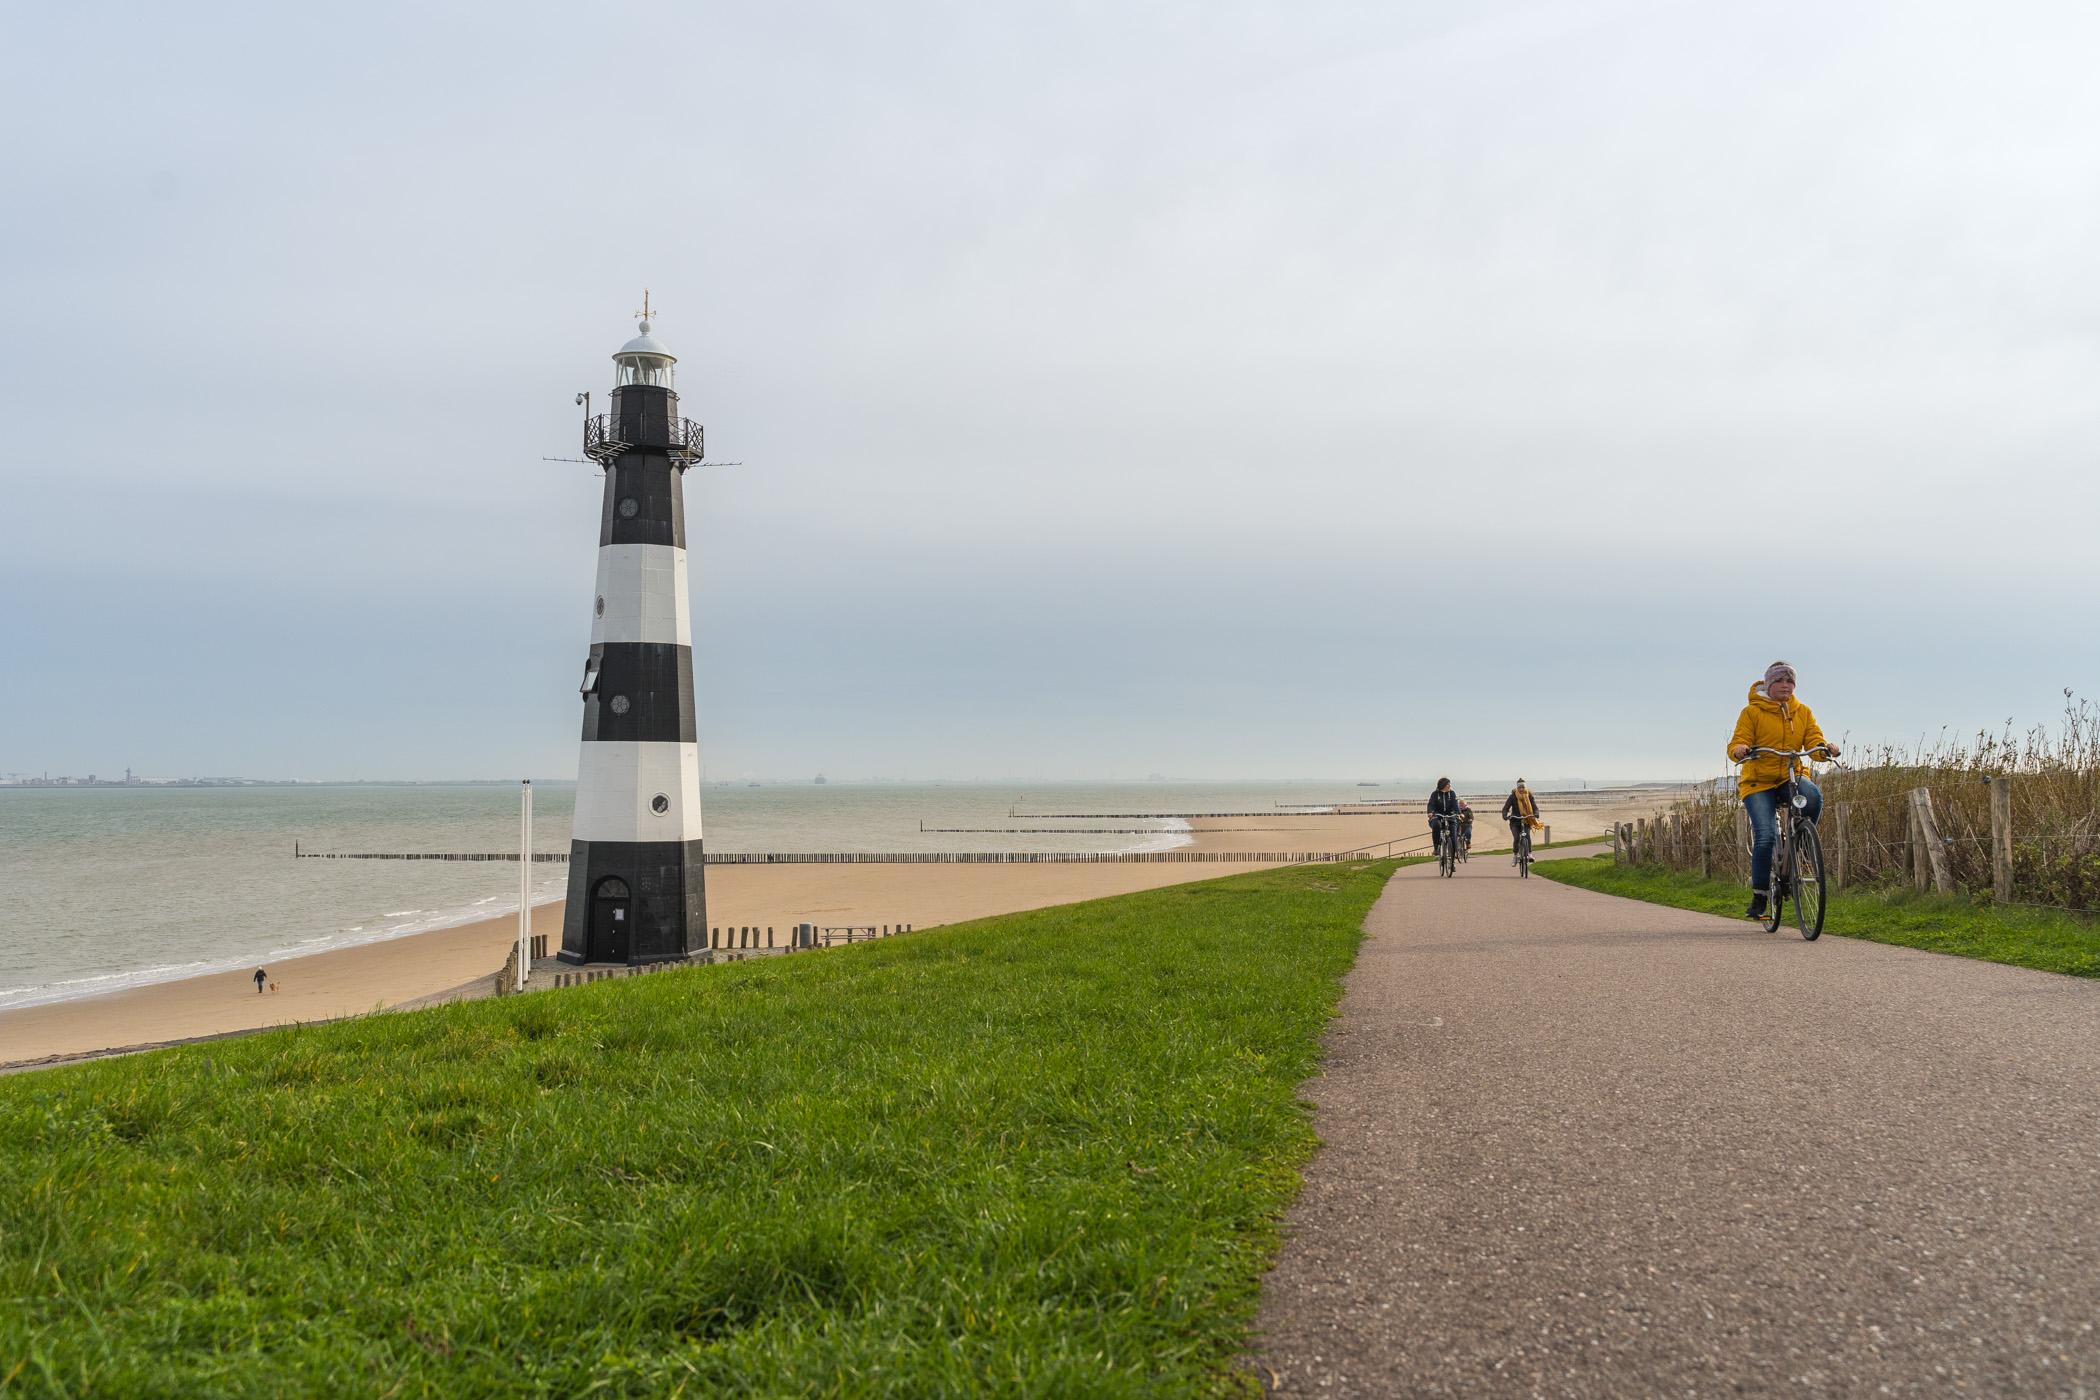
[1610,771,2100,916]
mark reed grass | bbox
[1621,693,2100,912]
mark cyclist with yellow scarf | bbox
[1501,780,1542,866]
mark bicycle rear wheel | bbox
[1790,819,1826,941]
[1762,832,1786,933]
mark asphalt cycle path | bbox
[1254,847,2100,1396]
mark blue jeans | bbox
[1743,778,1822,893]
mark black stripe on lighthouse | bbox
[581,643,697,744]
[599,459,686,549]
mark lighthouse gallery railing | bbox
[583,414,704,468]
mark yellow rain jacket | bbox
[1727,682,1828,799]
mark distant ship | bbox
[1357,782,1380,787]
[813,773,828,785]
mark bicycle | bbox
[1739,744,1835,940]
[1511,821,1534,878]
[1433,815,1461,878]
[1458,815,1473,863]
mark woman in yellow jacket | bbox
[1728,662,1840,920]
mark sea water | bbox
[0,780,1410,1010]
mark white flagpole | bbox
[517,778,533,991]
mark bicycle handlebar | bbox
[1738,743,1839,768]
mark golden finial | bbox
[634,289,655,326]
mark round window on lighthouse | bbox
[618,497,640,519]
[609,695,630,716]
[595,596,605,617]
[651,794,670,815]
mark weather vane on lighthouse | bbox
[559,296,708,965]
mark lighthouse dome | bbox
[617,327,675,360]
[613,316,676,389]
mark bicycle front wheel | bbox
[1516,829,1531,877]
[1790,819,1827,941]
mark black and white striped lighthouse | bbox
[559,297,707,965]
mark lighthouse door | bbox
[589,877,631,963]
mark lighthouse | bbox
[559,296,707,965]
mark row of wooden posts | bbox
[707,922,914,950]
[521,922,919,993]
[1613,777,2022,904]
[307,848,1349,864]
[548,961,686,989]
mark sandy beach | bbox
[0,787,1675,1068]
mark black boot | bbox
[1745,891,1769,920]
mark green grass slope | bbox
[1536,853,2100,978]
[0,859,1396,1398]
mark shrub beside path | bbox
[1253,847,2100,1395]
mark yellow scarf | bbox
[1514,788,1540,828]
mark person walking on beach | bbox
[253,967,267,995]
[1728,661,1840,921]
[1427,778,1463,860]
[1502,780,1542,866]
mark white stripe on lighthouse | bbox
[589,543,690,648]
[572,741,703,844]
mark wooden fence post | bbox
[1636,818,1648,864]
[1829,803,1847,891]
[1909,788,1955,895]
[1699,804,1712,879]
[1989,777,2013,905]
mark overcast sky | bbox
[2,0,2095,783]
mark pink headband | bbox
[1765,662,1796,686]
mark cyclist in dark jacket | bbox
[1427,778,1463,858]
[1501,780,1542,865]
